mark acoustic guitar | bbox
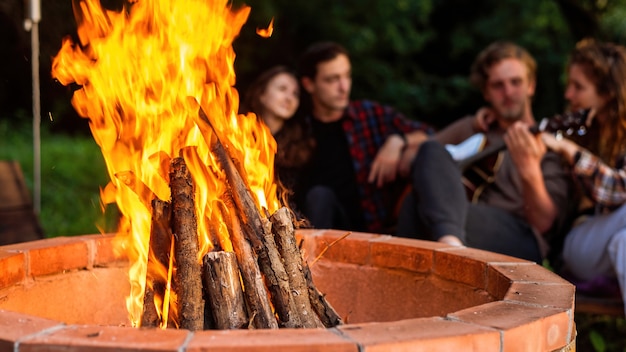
[458,109,591,202]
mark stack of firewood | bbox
[139,107,342,331]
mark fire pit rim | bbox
[0,230,576,352]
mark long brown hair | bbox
[569,39,626,165]
[240,65,296,117]
[241,66,315,218]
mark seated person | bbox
[396,41,571,263]
[541,39,626,312]
[296,41,433,233]
[240,65,314,218]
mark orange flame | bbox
[256,18,274,38]
[52,0,280,328]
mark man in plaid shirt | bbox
[296,41,432,233]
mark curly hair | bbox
[569,38,626,165]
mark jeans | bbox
[396,140,542,263]
[303,185,352,230]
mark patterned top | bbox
[573,149,626,214]
[319,99,433,233]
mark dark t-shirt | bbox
[303,118,365,230]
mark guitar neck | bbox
[454,108,590,172]
[456,125,539,171]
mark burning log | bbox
[269,208,324,328]
[137,102,342,331]
[220,197,278,329]
[194,105,302,328]
[170,157,204,331]
[202,251,248,329]
[141,199,173,328]
[303,261,343,327]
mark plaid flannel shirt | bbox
[339,100,433,233]
[574,149,626,214]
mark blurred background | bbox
[2,0,626,239]
[1,1,625,349]
[3,0,626,237]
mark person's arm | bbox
[368,103,433,186]
[434,116,477,145]
[506,122,557,234]
[368,133,411,187]
[543,133,626,208]
[397,129,430,177]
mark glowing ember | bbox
[51,0,280,328]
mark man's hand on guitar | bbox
[504,121,546,180]
[473,107,496,132]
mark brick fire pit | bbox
[0,229,575,351]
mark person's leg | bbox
[303,185,351,230]
[465,204,542,263]
[396,140,468,243]
[607,228,626,316]
[562,203,626,308]
[562,204,626,281]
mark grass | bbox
[0,118,119,237]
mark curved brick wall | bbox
[0,229,576,351]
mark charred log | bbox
[202,251,248,329]
[170,157,204,331]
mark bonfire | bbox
[51,0,340,331]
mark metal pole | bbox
[27,0,42,215]
[31,21,41,215]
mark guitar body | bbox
[459,130,507,202]
[462,150,505,202]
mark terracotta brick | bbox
[504,281,575,311]
[487,263,575,309]
[433,249,488,289]
[0,309,63,351]
[2,237,90,277]
[80,233,126,266]
[338,317,501,352]
[434,247,529,289]
[0,250,26,289]
[486,264,515,299]
[490,262,572,285]
[306,229,382,266]
[19,325,190,352]
[309,262,430,323]
[449,301,572,352]
[188,328,357,352]
[0,231,578,351]
[370,236,435,273]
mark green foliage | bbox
[599,0,626,43]
[0,118,119,238]
[589,329,607,352]
[231,0,584,128]
[575,313,626,351]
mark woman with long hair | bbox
[241,65,315,221]
[542,39,626,314]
